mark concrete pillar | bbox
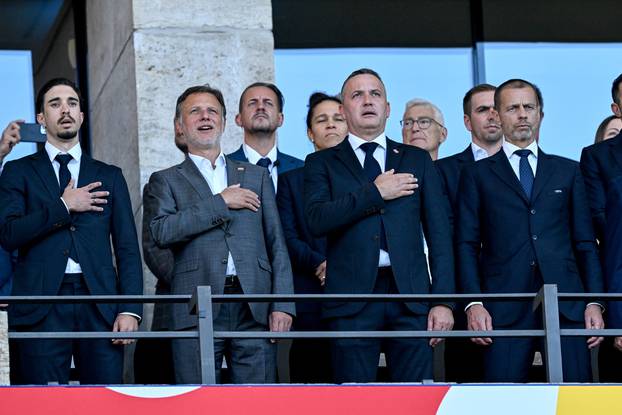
[0,311,8,385]
[86,0,275,380]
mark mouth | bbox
[485,124,500,130]
[197,125,214,132]
[58,118,74,127]
[361,110,377,117]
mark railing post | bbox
[190,286,216,384]
[534,284,563,383]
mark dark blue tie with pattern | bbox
[514,149,534,199]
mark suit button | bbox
[379,209,385,214]
[532,235,538,240]
[373,235,379,241]
[530,209,536,215]
[530,260,536,266]
[63,249,69,256]
[221,258,228,264]
[69,225,76,231]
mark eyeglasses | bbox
[400,117,444,130]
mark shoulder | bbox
[226,145,246,161]
[542,152,579,168]
[583,133,622,157]
[277,151,304,167]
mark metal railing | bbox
[3,284,622,384]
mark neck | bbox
[244,134,276,157]
[47,136,79,152]
[351,128,383,142]
[506,137,535,149]
[189,147,221,166]
[429,149,438,161]
[472,136,502,155]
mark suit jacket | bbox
[276,167,326,313]
[303,137,455,318]
[0,246,13,296]
[457,149,603,326]
[580,131,622,242]
[227,145,304,175]
[436,145,475,213]
[0,149,143,326]
[604,175,622,328]
[147,156,295,330]
[142,182,173,331]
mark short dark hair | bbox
[340,68,385,97]
[306,92,342,130]
[238,82,284,113]
[463,83,496,115]
[594,114,618,144]
[494,79,544,113]
[612,73,622,105]
[175,85,226,120]
[36,78,83,114]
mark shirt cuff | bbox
[587,302,605,312]
[60,197,70,213]
[120,312,142,322]
[464,301,483,312]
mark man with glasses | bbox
[304,68,455,383]
[400,99,447,161]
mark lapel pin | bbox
[393,148,399,154]
[237,167,245,171]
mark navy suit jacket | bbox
[604,175,622,328]
[580,131,622,242]
[277,167,326,313]
[227,145,304,175]
[436,145,475,214]
[0,149,143,326]
[457,149,603,326]
[304,137,455,318]
[0,246,14,296]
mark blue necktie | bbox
[256,157,271,169]
[360,142,388,251]
[515,149,534,199]
[55,153,79,262]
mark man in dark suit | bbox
[304,68,455,383]
[604,176,622,351]
[579,73,622,381]
[228,82,303,188]
[147,85,295,384]
[435,84,502,382]
[0,78,142,384]
[457,79,604,382]
[580,73,622,244]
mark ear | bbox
[463,114,473,132]
[612,102,622,118]
[36,112,45,126]
[79,112,84,124]
[440,127,448,144]
[235,113,242,127]
[385,101,391,119]
[174,119,183,136]
[307,128,314,142]
[277,112,284,128]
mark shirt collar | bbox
[502,138,538,159]
[243,143,278,165]
[348,132,387,152]
[188,151,227,172]
[470,141,490,161]
[45,141,82,164]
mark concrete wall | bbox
[0,312,8,385]
[86,0,275,381]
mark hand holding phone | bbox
[19,122,47,143]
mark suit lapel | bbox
[531,149,555,203]
[334,137,367,185]
[177,157,214,198]
[31,149,63,198]
[609,135,622,172]
[489,150,530,204]
[458,146,475,163]
[385,138,405,172]
[77,153,101,189]
[226,157,246,187]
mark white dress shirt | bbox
[348,133,391,267]
[188,152,237,276]
[502,138,538,180]
[243,143,279,190]
[46,141,82,274]
[471,142,492,161]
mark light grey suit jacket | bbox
[147,156,295,330]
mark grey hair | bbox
[403,98,445,126]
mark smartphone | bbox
[19,123,47,143]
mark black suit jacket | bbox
[0,149,143,326]
[436,145,475,213]
[604,175,622,329]
[457,149,603,326]
[227,145,304,176]
[580,131,622,242]
[277,167,326,313]
[304,137,454,318]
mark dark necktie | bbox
[256,157,272,169]
[55,153,79,262]
[359,142,388,251]
[514,149,534,199]
[55,154,73,195]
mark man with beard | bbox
[436,84,502,382]
[0,78,142,384]
[304,68,454,383]
[146,85,294,384]
[228,82,303,190]
[457,79,604,382]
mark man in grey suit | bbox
[146,85,295,384]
